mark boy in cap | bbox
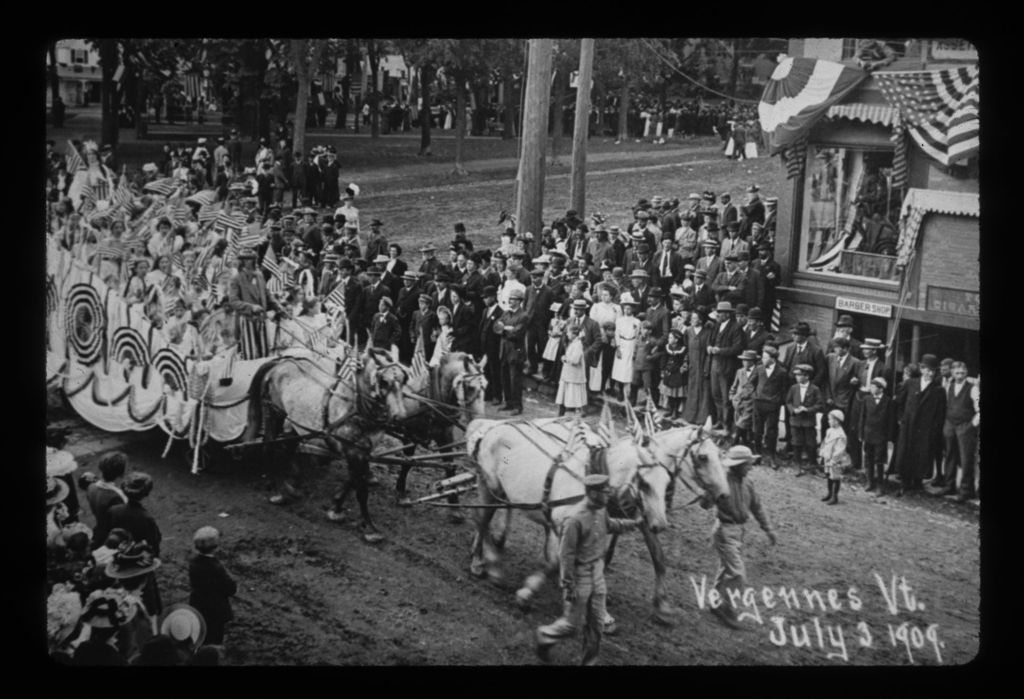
[858,376,895,494]
[189,526,237,646]
[700,445,776,630]
[786,364,825,476]
[536,473,643,665]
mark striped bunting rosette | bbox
[143,178,180,197]
[758,57,869,156]
[875,65,979,166]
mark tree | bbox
[96,39,120,147]
[594,38,672,142]
[287,39,328,157]
[549,41,579,166]
[365,38,384,138]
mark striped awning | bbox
[825,103,899,127]
[896,188,979,268]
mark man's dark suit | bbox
[745,327,772,357]
[749,362,790,457]
[712,268,746,305]
[524,282,554,373]
[340,276,364,343]
[692,282,716,310]
[498,306,529,410]
[478,303,504,402]
[825,353,862,418]
[382,259,408,301]
[741,267,765,312]
[652,250,684,292]
[847,356,888,470]
[189,554,237,646]
[361,281,391,343]
[858,392,895,488]
[710,317,745,427]
[450,300,477,355]
[739,197,765,239]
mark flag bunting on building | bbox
[758,57,869,156]
[874,65,979,166]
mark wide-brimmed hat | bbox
[106,541,162,579]
[46,476,69,506]
[571,299,589,310]
[160,603,207,648]
[746,184,760,193]
[862,338,885,350]
[762,344,779,358]
[734,303,750,315]
[619,292,639,306]
[920,354,939,370]
[629,269,649,279]
[715,301,733,313]
[669,284,687,297]
[871,377,888,389]
[793,321,812,336]
[647,287,664,299]
[740,350,758,362]
[828,409,845,424]
[748,308,764,321]
[722,445,756,468]
[46,447,78,478]
[793,363,814,375]
[418,244,437,253]
[402,271,421,281]
[372,254,390,265]
[836,314,854,328]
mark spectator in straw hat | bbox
[104,541,163,659]
[71,591,129,666]
[189,525,237,646]
[819,409,852,505]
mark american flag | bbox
[262,244,282,279]
[595,400,615,445]
[78,183,97,213]
[186,190,218,208]
[198,206,220,224]
[338,351,359,383]
[324,282,346,311]
[411,348,428,379]
[564,415,589,456]
[643,396,658,435]
[144,178,180,196]
[235,229,264,250]
[779,135,808,181]
[875,66,979,166]
[625,400,645,444]
[65,141,85,173]
[162,292,179,318]
[110,179,133,211]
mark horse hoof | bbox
[397,495,413,508]
[515,588,533,610]
[604,621,620,636]
[325,509,346,522]
[360,528,386,544]
[653,606,679,627]
[269,494,288,506]
[469,563,487,579]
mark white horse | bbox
[466,419,732,623]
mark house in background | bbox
[769,38,979,374]
[47,40,102,107]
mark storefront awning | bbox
[897,188,979,268]
[826,103,898,127]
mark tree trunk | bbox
[617,79,630,142]
[514,39,553,248]
[239,40,263,140]
[99,39,120,147]
[728,39,740,100]
[549,66,567,166]
[453,72,468,176]
[48,41,60,113]
[368,40,381,139]
[419,62,433,155]
[569,39,595,218]
[293,71,310,158]
[502,75,515,139]
[133,67,147,140]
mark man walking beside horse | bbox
[536,474,642,666]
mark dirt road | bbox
[50,385,979,667]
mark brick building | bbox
[770,39,979,374]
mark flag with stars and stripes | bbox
[411,348,428,379]
[595,400,616,446]
[110,178,133,211]
[338,351,359,383]
[143,178,180,197]
[875,65,979,166]
[624,400,645,444]
[324,283,346,312]
[643,396,658,435]
[78,183,97,213]
[65,141,85,173]
[186,189,218,208]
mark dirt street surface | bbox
[49,383,979,667]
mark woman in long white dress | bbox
[588,284,621,393]
[611,293,641,400]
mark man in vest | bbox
[936,361,978,502]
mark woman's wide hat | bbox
[105,541,162,580]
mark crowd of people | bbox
[45,439,237,665]
[47,133,979,506]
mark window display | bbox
[800,146,904,280]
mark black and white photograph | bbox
[44,37,980,668]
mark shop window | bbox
[71,48,88,65]
[799,145,907,281]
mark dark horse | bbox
[243,346,408,543]
[391,352,489,513]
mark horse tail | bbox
[244,358,281,443]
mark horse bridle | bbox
[624,430,709,515]
[451,368,486,409]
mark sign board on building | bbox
[926,286,979,318]
[835,296,892,318]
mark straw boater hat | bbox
[106,541,162,579]
[46,476,69,507]
[160,603,207,648]
[862,338,885,351]
[372,254,390,265]
[619,292,639,307]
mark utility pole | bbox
[569,38,595,219]
[515,38,553,256]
